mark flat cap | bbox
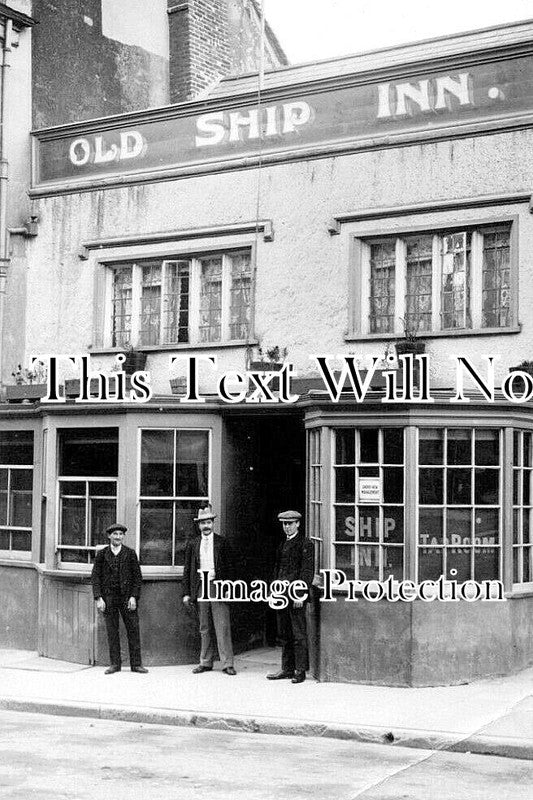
[277,510,302,522]
[106,523,127,534]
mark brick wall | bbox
[169,0,231,103]
[168,0,286,104]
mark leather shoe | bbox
[192,665,212,674]
[291,671,306,684]
[131,666,148,673]
[104,665,121,674]
[266,670,292,680]
[222,667,236,676]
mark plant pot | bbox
[5,384,48,403]
[170,377,188,395]
[508,367,533,395]
[122,350,147,375]
[395,340,426,356]
[248,361,283,394]
[64,376,133,399]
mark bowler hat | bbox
[277,510,302,522]
[106,523,127,534]
[194,505,217,522]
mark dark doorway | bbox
[222,412,306,650]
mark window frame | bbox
[0,430,35,562]
[136,426,212,571]
[347,214,519,341]
[54,427,120,569]
[330,427,406,585]
[512,430,533,591]
[416,427,503,584]
[56,476,118,565]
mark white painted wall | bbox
[20,128,533,393]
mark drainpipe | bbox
[0,17,13,378]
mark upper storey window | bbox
[106,250,252,348]
[357,223,512,336]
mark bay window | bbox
[332,428,405,582]
[0,431,33,558]
[57,428,118,564]
[513,431,533,587]
[139,428,210,567]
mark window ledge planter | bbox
[5,384,48,403]
[248,360,284,393]
[508,363,533,394]
[395,339,426,357]
[123,350,147,375]
[170,377,188,395]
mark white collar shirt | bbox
[199,533,215,580]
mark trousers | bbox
[198,600,234,669]
[278,604,309,673]
[104,594,142,667]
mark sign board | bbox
[33,52,533,190]
[358,477,382,504]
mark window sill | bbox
[506,586,533,598]
[40,565,184,580]
[345,326,521,342]
[0,556,34,568]
[89,340,258,355]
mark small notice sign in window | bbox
[358,477,382,504]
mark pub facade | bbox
[2,20,533,685]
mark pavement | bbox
[0,647,532,761]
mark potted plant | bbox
[508,361,533,394]
[248,345,288,393]
[169,376,188,395]
[395,316,426,357]
[122,347,147,375]
[248,345,288,372]
[6,362,48,402]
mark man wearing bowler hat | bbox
[91,523,148,674]
[183,505,236,675]
[267,510,314,684]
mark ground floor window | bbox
[513,430,533,587]
[418,428,501,582]
[0,431,33,557]
[57,428,118,564]
[308,428,323,573]
[333,428,404,581]
[139,429,210,566]
[325,424,507,586]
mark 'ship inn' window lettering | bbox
[333,428,404,582]
[0,431,34,557]
[363,223,510,335]
[139,429,210,567]
[57,428,118,564]
[418,428,501,582]
[108,250,251,348]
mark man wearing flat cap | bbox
[267,510,314,684]
[91,523,148,674]
[183,505,236,675]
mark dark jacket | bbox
[91,545,142,602]
[183,533,235,601]
[275,532,314,595]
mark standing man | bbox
[183,505,236,675]
[91,523,148,674]
[267,510,314,684]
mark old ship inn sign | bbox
[33,52,533,191]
